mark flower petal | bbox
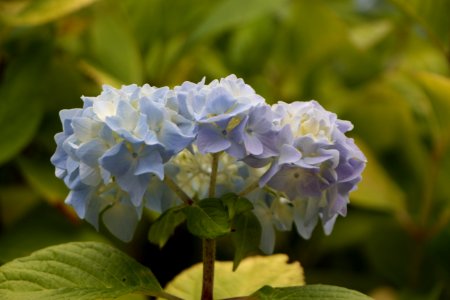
[196,124,230,153]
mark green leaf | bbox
[87,10,144,84]
[0,242,168,300]
[16,157,68,204]
[221,193,253,220]
[231,211,262,271]
[190,0,286,41]
[251,284,372,300]
[0,0,99,26]
[148,207,186,248]
[0,63,44,165]
[183,198,230,239]
[162,254,304,300]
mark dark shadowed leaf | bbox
[231,211,262,271]
[148,207,186,248]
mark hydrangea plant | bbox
[0,75,368,300]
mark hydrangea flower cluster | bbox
[51,75,366,250]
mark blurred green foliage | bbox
[0,0,450,299]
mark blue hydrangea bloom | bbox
[259,101,367,239]
[174,75,265,155]
[51,75,366,250]
[51,84,196,241]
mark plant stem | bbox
[201,238,216,300]
[238,180,260,197]
[201,152,221,300]
[164,176,193,205]
[208,152,220,198]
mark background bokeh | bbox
[0,0,449,299]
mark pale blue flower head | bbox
[260,101,366,239]
[175,75,265,155]
[51,83,197,241]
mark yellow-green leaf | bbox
[0,0,99,26]
[162,254,304,300]
[348,20,393,50]
[87,11,144,85]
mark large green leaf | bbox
[162,254,304,300]
[0,242,170,300]
[251,284,372,300]
[148,207,186,248]
[183,199,230,239]
[0,0,99,26]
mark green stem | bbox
[164,176,193,205]
[238,180,260,197]
[201,238,216,300]
[208,152,220,198]
[201,152,221,300]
